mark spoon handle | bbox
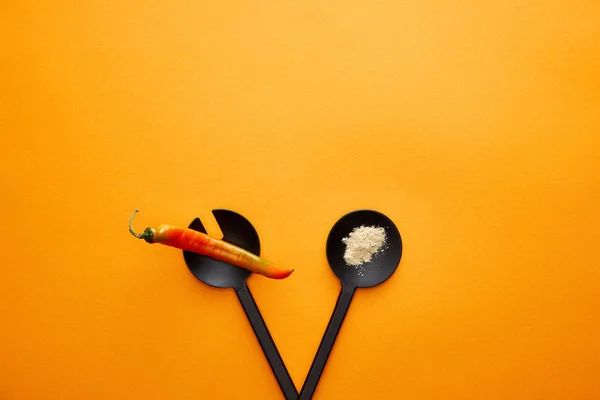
[300,285,356,400]
[236,285,298,400]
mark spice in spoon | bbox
[342,225,387,267]
[129,209,293,279]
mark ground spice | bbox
[342,225,387,267]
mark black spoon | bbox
[182,209,297,400]
[299,210,403,399]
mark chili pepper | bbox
[129,210,293,279]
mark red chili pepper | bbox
[129,210,293,279]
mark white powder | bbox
[342,225,387,267]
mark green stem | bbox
[129,209,144,238]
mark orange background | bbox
[1,0,600,399]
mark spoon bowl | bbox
[326,209,402,288]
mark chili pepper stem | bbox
[129,209,155,243]
[129,209,143,237]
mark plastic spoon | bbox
[299,210,402,399]
[183,209,297,400]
